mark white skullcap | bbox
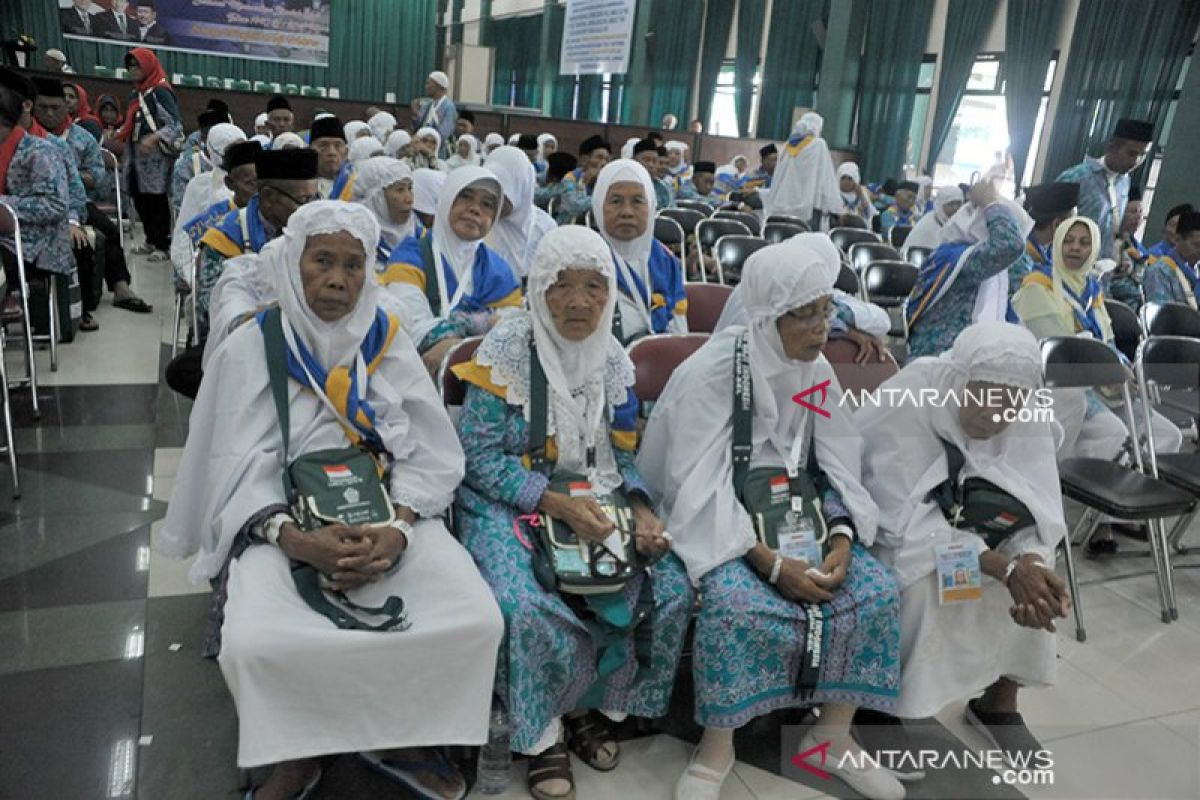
[46,48,67,62]
[271,132,305,150]
[348,136,384,163]
[664,141,688,153]
[254,112,269,128]
[428,71,450,90]
[384,129,411,157]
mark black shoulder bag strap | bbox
[730,328,825,701]
[927,438,966,525]
[261,308,409,632]
[528,335,552,478]
[419,234,442,316]
[611,304,625,344]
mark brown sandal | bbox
[527,741,575,800]
[564,711,621,772]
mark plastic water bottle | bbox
[475,697,512,794]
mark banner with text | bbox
[57,0,331,67]
[559,0,635,76]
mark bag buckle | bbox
[513,513,541,550]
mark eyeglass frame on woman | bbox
[782,299,838,328]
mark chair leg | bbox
[1059,538,1085,642]
[1151,517,1179,621]
[1144,516,1173,624]
[1167,507,1198,554]
[1070,506,1101,547]
[47,278,58,373]
[171,293,182,358]
[15,263,39,418]
[0,337,19,499]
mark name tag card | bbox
[936,540,983,604]
[777,507,822,567]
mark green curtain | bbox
[733,0,765,136]
[924,0,998,171]
[695,0,735,131]
[755,0,825,140]
[644,0,704,126]
[1043,0,1200,181]
[1003,0,1062,194]
[855,0,935,180]
[0,0,436,105]
[542,3,577,118]
[488,14,543,108]
[577,74,603,120]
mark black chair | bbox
[860,260,917,307]
[829,227,880,253]
[763,222,805,245]
[888,225,912,247]
[660,207,707,237]
[840,214,870,230]
[714,235,767,286]
[1106,300,1142,364]
[695,218,754,284]
[675,199,715,216]
[654,216,688,277]
[848,242,902,273]
[713,210,761,235]
[765,214,809,230]
[904,245,932,270]
[1143,302,1200,338]
[1042,336,1196,636]
[835,265,860,295]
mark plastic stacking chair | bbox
[94,65,114,78]
[861,260,917,307]
[0,202,42,417]
[300,85,322,97]
[283,83,300,95]
[713,210,761,236]
[829,227,880,253]
[763,222,805,244]
[835,265,860,296]
[438,336,484,408]
[822,337,900,409]
[841,214,870,230]
[684,283,732,333]
[233,79,253,92]
[713,235,766,286]
[848,242,902,273]
[888,225,912,248]
[694,218,753,284]
[205,76,223,89]
[654,216,688,278]
[659,208,707,237]
[626,333,709,415]
[1106,300,1142,363]
[1041,336,1196,638]
[675,199,714,216]
[765,214,809,229]
[96,149,125,250]
[253,80,271,93]
[1142,302,1200,338]
[904,245,932,270]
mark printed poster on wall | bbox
[559,0,635,77]
[56,0,331,67]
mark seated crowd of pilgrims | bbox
[4,49,1199,800]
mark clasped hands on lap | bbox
[277,516,412,592]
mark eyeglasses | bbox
[265,185,319,207]
[784,304,838,328]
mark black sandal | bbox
[564,711,620,772]
[527,741,575,800]
[114,296,153,313]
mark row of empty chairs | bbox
[90,66,335,97]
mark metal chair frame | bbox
[653,215,688,280]
[0,201,41,418]
[694,218,753,284]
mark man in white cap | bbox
[43,49,75,74]
[411,70,456,160]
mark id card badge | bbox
[777,506,822,566]
[935,540,983,605]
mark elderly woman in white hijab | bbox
[764,112,843,228]
[903,185,964,253]
[638,240,904,800]
[445,133,481,170]
[411,167,446,229]
[837,162,876,224]
[171,122,247,285]
[535,132,557,183]
[483,132,505,155]
[904,179,1030,360]
[451,225,692,800]
[715,232,893,363]
[378,165,522,370]
[484,145,557,279]
[385,129,412,159]
[352,156,423,266]
[159,201,504,800]
[349,136,384,164]
[857,322,1070,766]
[343,119,371,141]
[368,110,397,144]
[592,159,688,343]
[408,126,442,171]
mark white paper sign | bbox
[560,0,637,76]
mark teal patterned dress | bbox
[453,381,694,753]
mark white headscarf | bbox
[536,133,557,160]
[343,120,371,140]
[447,133,481,169]
[384,129,411,158]
[764,112,842,222]
[638,239,879,584]
[475,227,634,493]
[933,185,964,224]
[507,132,521,146]
[836,161,861,186]
[484,132,505,153]
[254,112,269,131]
[352,156,416,251]
[368,111,397,144]
[416,126,442,153]
[620,136,640,161]
[272,132,305,150]
[349,136,384,163]
[205,123,246,165]
[270,200,381,370]
[485,145,552,277]
[904,185,965,251]
[412,167,446,216]
[858,322,1065,587]
[664,141,688,154]
[431,165,503,310]
[250,133,272,148]
[592,159,658,330]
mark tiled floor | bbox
[2,239,1200,799]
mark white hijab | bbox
[416,126,442,156]
[412,167,446,216]
[930,198,1034,324]
[384,129,411,158]
[536,133,557,160]
[447,133,481,169]
[343,120,371,140]
[484,132,505,153]
[592,159,658,329]
[352,156,416,251]
[485,145,552,278]
[764,113,842,222]
[271,132,305,150]
[620,137,640,161]
[638,240,879,584]
[904,185,964,251]
[475,226,634,493]
[349,136,384,163]
[857,322,1065,587]
[368,110,397,144]
[431,165,503,309]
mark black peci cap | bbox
[255,147,318,180]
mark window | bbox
[707,61,762,137]
[906,57,938,172]
[1142,51,1191,232]
[931,54,1058,198]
